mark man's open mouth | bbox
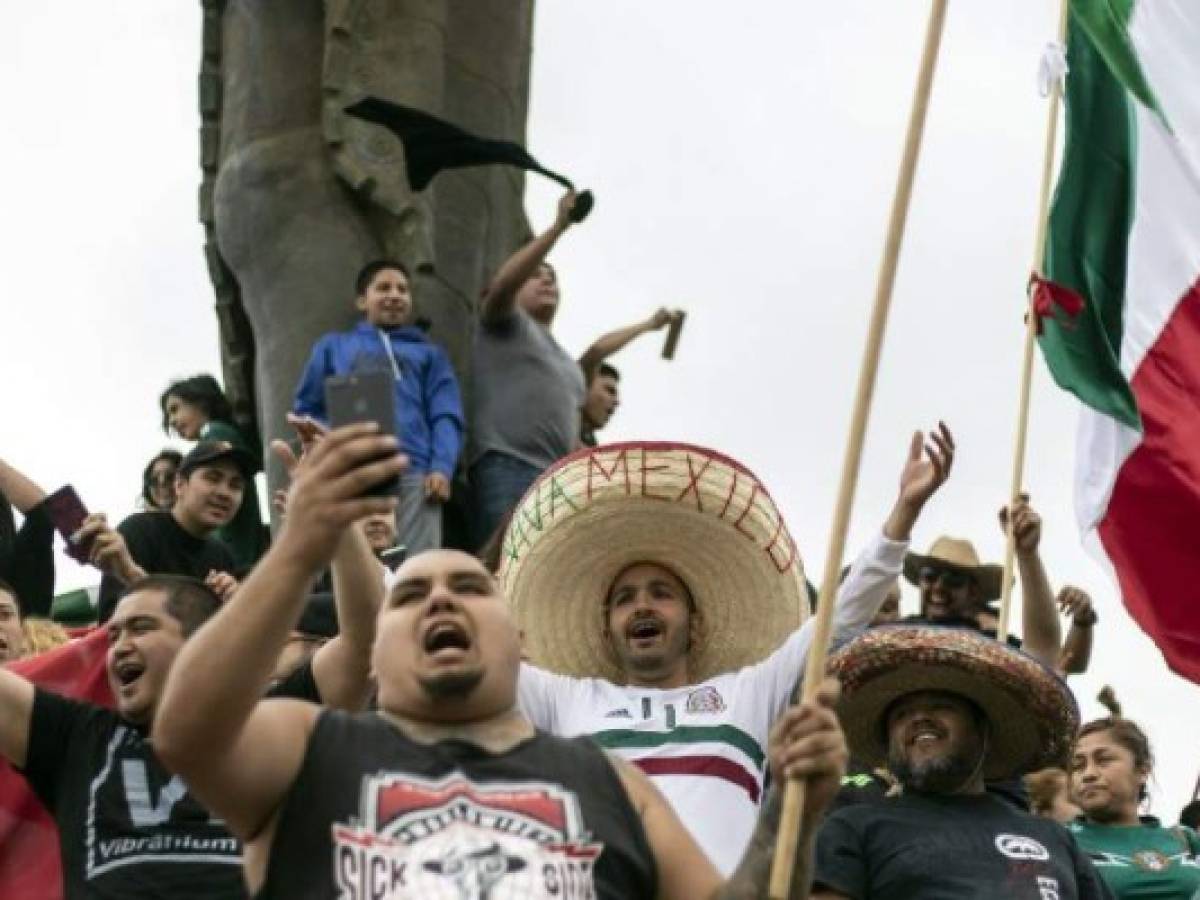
[627,619,664,642]
[113,659,146,687]
[423,621,471,656]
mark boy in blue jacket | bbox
[292,260,463,554]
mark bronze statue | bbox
[198,0,535,504]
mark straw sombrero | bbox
[829,625,1078,780]
[500,442,808,683]
[902,536,1003,601]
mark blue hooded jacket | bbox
[292,322,464,477]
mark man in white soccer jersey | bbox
[502,425,954,873]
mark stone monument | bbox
[197,0,535,502]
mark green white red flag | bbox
[1039,0,1200,681]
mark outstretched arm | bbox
[578,308,675,382]
[999,495,1061,667]
[758,425,954,715]
[480,190,578,325]
[271,437,386,711]
[154,423,405,839]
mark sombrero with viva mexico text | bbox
[829,625,1079,780]
[499,442,809,683]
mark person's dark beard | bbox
[888,734,985,794]
[419,669,484,700]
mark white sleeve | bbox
[516,663,571,733]
[748,530,909,723]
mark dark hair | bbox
[159,375,234,434]
[355,259,411,296]
[120,575,222,638]
[1077,686,1154,798]
[597,362,620,382]
[1180,800,1200,830]
[141,450,184,509]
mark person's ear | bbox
[354,293,369,314]
[688,608,705,652]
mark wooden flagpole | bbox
[767,2,949,895]
[996,0,1072,642]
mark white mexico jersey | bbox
[517,531,906,874]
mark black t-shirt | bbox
[18,664,324,900]
[98,512,236,622]
[259,711,658,899]
[19,689,247,899]
[814,791,1114,899]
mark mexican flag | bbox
[1039,0,1200,682]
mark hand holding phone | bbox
[43,485,94,563]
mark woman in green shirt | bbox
[160,374,267,571]
[1069,689,1200,898]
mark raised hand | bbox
[1057,585,1097,627]
[648,307,675,330]
[898,421,954,510]
[274,422,405,570]
[999,493,1042,555]
[553,189,579,232]
[76,514,143,584]
[883,422,954,542]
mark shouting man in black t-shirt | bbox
[0,576,248,899]
[152,423,851,900]
[0,505,386,899]
[87,441,258,622]
[811,625,1113,900]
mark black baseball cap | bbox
[178,441,258,479]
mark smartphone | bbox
[379,544,407,571]
[324,371,401,496]
[43,485,94,563]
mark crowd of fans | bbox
[0,186,1197,898]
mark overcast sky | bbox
[2,4,1195,809]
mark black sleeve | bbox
[9,500,56,618]
[813,809,868,898]
[19,689,91,811]
[266,658,322,704]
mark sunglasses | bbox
[918,567,972,590]
[148,473,176,487]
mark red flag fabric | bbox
[0,629,112,899]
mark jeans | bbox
[470,451,544,550]
[397,471,442,556]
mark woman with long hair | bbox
[159,374,266,570]
[140,449,182,512]
[1069,687,1200,898]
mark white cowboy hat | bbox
[500,442,809,683]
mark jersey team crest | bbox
[685,686,726,714]
[332,773,603,899]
